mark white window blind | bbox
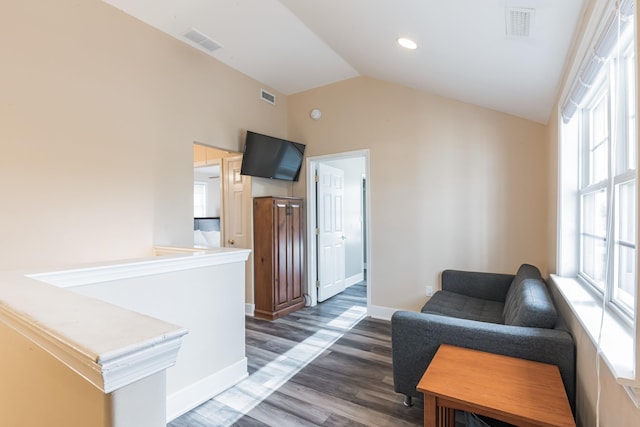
[558,0,637,319]
[561,0,634,123]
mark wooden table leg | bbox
[442,407,455,427]
[424,394,437,427]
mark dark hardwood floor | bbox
[168,282,424,427]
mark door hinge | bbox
[315,280,320,288]
[315,174,319,183]
[315,228,319,235]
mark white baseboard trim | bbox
[367,305,398,321]
[245,303,255,316]
[345,272,365,287]
[166,358,248,422]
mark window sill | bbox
[550,275,639,406]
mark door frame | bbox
[305,149,371,309]
[193,143,254,315]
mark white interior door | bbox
[317,163,346,302]
[222,155,250,250]
[222,155,253,307]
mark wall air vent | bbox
[183,28,223,53]
[260,89,276,106]
[505,7,535,38]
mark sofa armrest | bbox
[391,311,576,412]
[441,270,514,302]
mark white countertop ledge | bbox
[0,246,250,393]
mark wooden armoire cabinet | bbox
[253,197,305,320]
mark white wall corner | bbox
[99,330,188,393]
[345,273,365,287]
[166,358,248,422]
[32,248,250,288]
[245,304,255,316]
[624,386,640,408]
[111,371,167,427]
[0,302,188,395]
[367,305,397,321]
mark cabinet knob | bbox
[228,239,235,245]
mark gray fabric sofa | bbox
[391,264,576,413]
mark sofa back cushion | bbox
[421,291,505,324]
[503,264,558,328]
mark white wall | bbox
[70,259,247,421]
[324,157,366,282]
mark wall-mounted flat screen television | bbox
[240,131,306,182]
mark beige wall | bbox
[0,0,288,270]
[288,77,549,311]
[549,284,640,427]
[0,1,290,422]
[3,0,549,311]
[5,1,636,425]
[0,321,110,427]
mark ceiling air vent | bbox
[183,28,223,53]
[505,7,535,38]
[260,89,276,106]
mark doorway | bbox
[306,149,371,310]
[193,143,251,248]
[193,143,254,314]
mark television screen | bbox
[240,131,306,181]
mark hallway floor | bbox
[168,282,423,426]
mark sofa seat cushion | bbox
[503,266,557,328]
[421,290,504,324]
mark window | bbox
[194,182,207,217]
[557,0,639,402]
[566,5,637,318]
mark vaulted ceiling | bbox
[102,0,586,124]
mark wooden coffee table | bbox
[417,344,575,427]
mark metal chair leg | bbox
[403,395,413,407]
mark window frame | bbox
[193,181,208,218]
[576,24,637,320]
[556,0,639,399]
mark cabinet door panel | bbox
[274,201,290,310]
[289,201,304,302]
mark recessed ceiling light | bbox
[397,37,417,50]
